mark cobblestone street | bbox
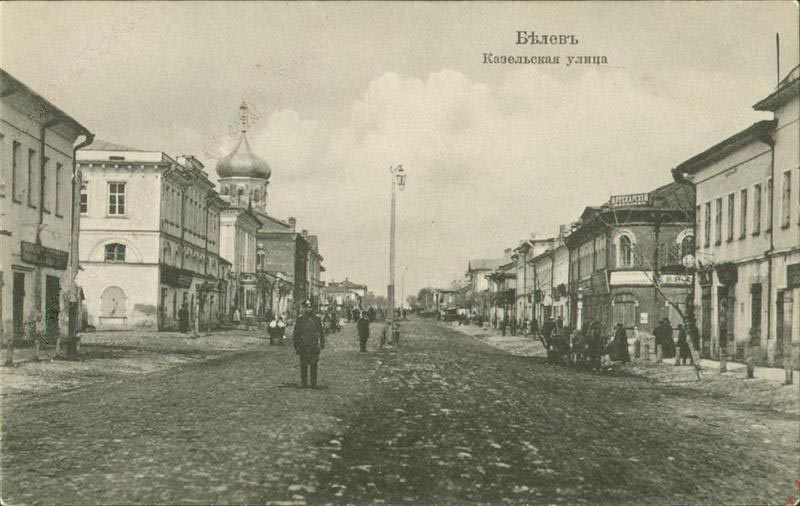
[2,319,798,505]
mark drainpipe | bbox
[65,129,94,358]
[758,131,775,353]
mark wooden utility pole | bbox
[1,273,10,367]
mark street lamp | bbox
[388,164,406,346]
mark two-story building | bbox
[466,257,505,320]
[513,236,557,327]
[77,143,225,330]
[566,182,694,337]
[529,231,570,327]
[486,251,517,326]
[673,65,799,363]
[1,69,93,344]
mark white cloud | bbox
[245,66,771,295]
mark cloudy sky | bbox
[2,2,797,297]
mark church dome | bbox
[216,134,271,180]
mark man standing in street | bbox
[357,311,370,352]
[293,300,325,388]
[178,303,189,333]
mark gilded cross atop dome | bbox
[239,101,250,134]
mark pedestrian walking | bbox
[178,303,189,333]
[293,299,325,388]
[232,308,241,326]
[676,324,692,365]
[611,323,631,363]
[357,311,370,352]
[661,319,676,359]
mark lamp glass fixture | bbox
[396,167,406,190]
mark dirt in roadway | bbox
[2,319,797,505]
[307,320,799,505]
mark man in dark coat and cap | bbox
[357,311,370,352]
[293,300,325,388]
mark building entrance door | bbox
[701,286,711,358]
[45,276,61,340]
[12,272,25,338]
[612,293,637,332]
[776,290,793,361]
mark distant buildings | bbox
[465,256,506,320]
[70,102,327,331]
[1,68,93,342]
[442,65,797,369]
[324,278,368,312]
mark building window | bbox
[752,183,761,235]
[27,149,36,208]
[680,233,695,258]
[618,234,633,267]
[80,183,88,214]
[703,202,711,247]
[766,177,773,231]
[108,182,126,215]
[781,170,791,228]
[55,163,63,216]
[11,141,20,203]
[104,243,126,262]
[739,188,747,239]
[715,198,722,245]
[726,193,734,242]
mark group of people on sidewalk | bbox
[653,319,696,365]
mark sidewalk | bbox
[1,329,268,397]
[445,321,798,386]
[441,321,546,357]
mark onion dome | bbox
[216,134,271,179]
[215,102,272,180]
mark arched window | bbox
[618,235,633,267]
[680,234,695,258]
[101,286,127,317]
[104,243,126,262]
[257,250,266,271]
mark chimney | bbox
[288,217,297,230]
[302,229,308,237]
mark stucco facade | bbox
[1,69,92,344]
[676,65,799,364]
[77,145,225,330]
